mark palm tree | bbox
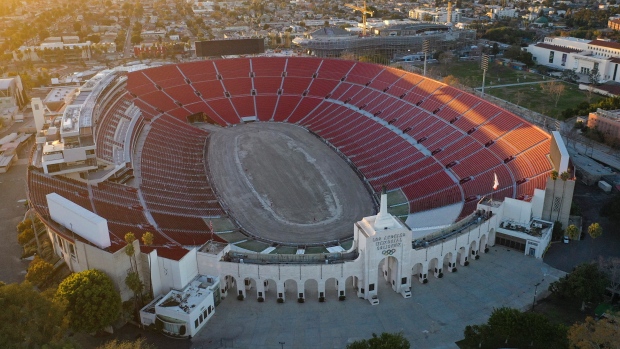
[124,232,144,309]
[566,224,579,240]
[141,232,154,297]
[588,223,602,239]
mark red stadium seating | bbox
[30,57,552,253]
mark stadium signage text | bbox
[373,232,405,252]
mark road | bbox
[0,118,36,284]
[123,16,136,59]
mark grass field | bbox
[270,246,298,254]
[387,189,409,218]
[235,239,270,252]
[205,217,236,232]
[440,61,601,119]
[443,61,545,87]
[216,230,248,243]
[305,246,329,254]
[486,82,602,119]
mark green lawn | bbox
[204,217,236,232]
[235,240,270,252]
[486,82,602,119]
[340,240,354,251]
[386,189,408,206]
[388,204,409,217]
[444,61,545,87]
[216,230,248,243]
[305,246,329,254]
[269,246,298,254]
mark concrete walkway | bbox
[192,248,564,349]
[474,79,561,90]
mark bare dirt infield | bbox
[207,122,375,245]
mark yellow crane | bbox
[345,1,374,36]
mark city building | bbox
[588,108,620,143]
[525,36,620,82]
[0,77,26,124]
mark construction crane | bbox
[345,1,374,36]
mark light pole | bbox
[423,40,429,77]
[531,280,543,311]
[279,342,285,349]
[481,54,489,96]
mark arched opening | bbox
[325,277,339,300]
[488,228,496,246]
[443,252,455,272]
[457,246,468,266]
[222,275,238,299]
[469,240,478,260]
[283,279,298,302]
[378,255,400,295]
[304,279,318,301]
[344,275,358,300]
[412,262,425,283]
[243,277,257,293]
[480,234,488,254]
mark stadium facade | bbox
[26,57,573,338]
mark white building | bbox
[13,40,92,62]
[409,8,461,23]
[487,7,519,20]
[526,36,620,82]
[0,77,26,124]
[140,275,219,338]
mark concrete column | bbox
[338,278,347,299]
[276,282,285,302]
[256,280,265,300]
[318,281,326,300]
[433,265,442,278]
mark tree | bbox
[25,255,54,287]
[55,269,121,333]
[0,282,68,347]
[491,43,500,55]
[589,68,601,85]
[598,257,620,302]
[550,170,559,180]
[568,316,620,349]
[587,222,602,239]
[442,75,460,86]
[97,338,155,349]
[562,69,579,83]
[346,332,410,349]
[549,263,609,310]
[552,221,564,241]
[514,91,525,106]
[566,224,580,241]
[541,81,566,107]
[17,227,34,245]
[142,231,154,246]
[462,307,568,349]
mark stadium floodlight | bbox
[422,40,430,77]
[481,54,489,96]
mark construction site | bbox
[292,1,476,59]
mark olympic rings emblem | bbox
[382,249,396,256]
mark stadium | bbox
[27,57,572,337]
